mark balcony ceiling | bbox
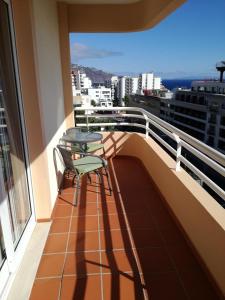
[59,0,186,32]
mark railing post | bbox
[86,109,89,131]
[173,133,181,171]
[144,113,149,139]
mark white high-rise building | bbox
[117,76,139,101]
[153,77,161,90]
[138,73,161,94]
[105,76,119,100]
[72,69,92,91]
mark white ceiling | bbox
[60,0,140,4]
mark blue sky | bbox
[70,0,225,79]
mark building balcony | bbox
[9,107,225,299]
[28,154,221,299]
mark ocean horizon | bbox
[162,79,196,90]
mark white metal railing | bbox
[74,106,225,203]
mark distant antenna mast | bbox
[216,61,225,82]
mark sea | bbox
[162,79,194,91]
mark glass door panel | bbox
[0,0,31,248]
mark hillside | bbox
[71,64,114,84]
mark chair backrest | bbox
[57,145,76,173]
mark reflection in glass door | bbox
[0,0,31,247]
[0,0,34,296]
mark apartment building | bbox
[71,69,92,90]
[105,76,118,101]
[160,78,225,153]
[84,86,111,104]
[117,76,139,101]
[1,0,225,299]
[138,72,161,94]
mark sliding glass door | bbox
[0,0,34,296]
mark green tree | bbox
[123,95,129,106]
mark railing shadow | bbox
[99,159,145,299]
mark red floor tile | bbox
[52,205,72,218]
[100,213,128,230]
[136,247,174,274]
[100,229,132,251]
[102,273,145,300]
[101,250,139,274]
[73,202,98,216]
[44,234,68,254]
[60,275,101,300]
[50,218,70,234]
[68,231,99,252]
[143,272,187,300]
[29,278,61,300]
[64,252,100,276]
[70,216,98,232]
[36,254,65,278]
[131,229,163,248]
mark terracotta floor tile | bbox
[167,243,199,272]
[126,213,155,229]
[50,218,70,234]
[73,202,98,216]
[100,214,128,230]
[52,205,72,218]
[57,193,74,205]
[136,247,173,274]
[64,252,100,276]
[68,231,99,252]
[180,268,219,299]
[99,191,116,202]
[101,250,139,274]
[143,272,187,300]
[36,254,65,278]
[70,216,98,232]
[44,234,68,254]
[99,201,120,215]
[131,229,163,248]
[29,278,61,300]
[100,229,132,250]
[61,275,101,300]
[79,190,98,203]
[103,273,145,300]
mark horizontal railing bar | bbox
[74,106,225,167]
[143,109,225,167]
[147,128,176,156]
[75,113,146,120]
[181,140,225,178]
[180,156,225,201]
[76,122,146,129]
[146,117,176,141]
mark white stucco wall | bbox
[32,0,66,208]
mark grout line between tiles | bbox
[96,174,105,300]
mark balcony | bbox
[29,156,220,299]
[16,107,224,299]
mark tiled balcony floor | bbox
[30,156,220,300]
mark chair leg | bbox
[73,175,80,206]
[87,173,92,183]
[95,171,102,184]
[105,167,112,195]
